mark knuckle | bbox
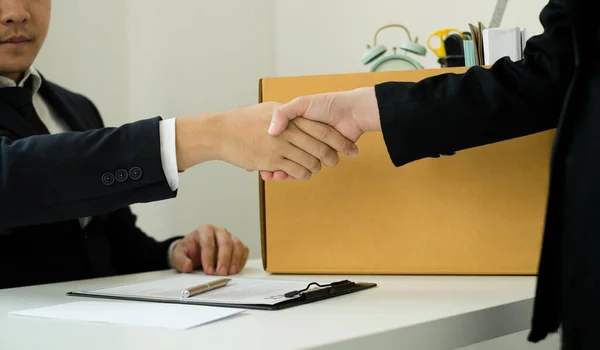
[268,155,282,169]
[221,228,232,237]
[315,143,332,159]
[299,168,311,180]
[204,236,216,247]
[292,96,307,106]
[309,157,321,173]
[314,123,331,140]
[341,138,355,152]
[197,223,212,232]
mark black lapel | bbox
[38,75,90,132]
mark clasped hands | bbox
[259,86,381,181]
[169,86,380,277]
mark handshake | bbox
[175,86,382,180]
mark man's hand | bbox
[268,87,381,141]
[175,102,358,180]
[261,87,381,181]
[169,224,249,275]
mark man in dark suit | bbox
[0,0,358,289]
[265,0,595,348]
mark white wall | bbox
[274,0,548,76]
[35,1,129,129]
[35,0,274,258]
[35,0,551,261]
[125,0,275,258]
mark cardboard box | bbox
[258,67,554,275]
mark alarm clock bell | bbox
[362,24,427,72]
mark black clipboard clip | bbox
[283,280,361,301]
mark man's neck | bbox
[0,72,25,83]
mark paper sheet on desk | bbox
[9,301,243,330]
[71,274,310,305]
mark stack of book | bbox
[464,21,527,66]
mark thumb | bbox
[172,244,194,273]
[182,258,194,273]
[268,97,309,135]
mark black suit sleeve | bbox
[78,97,183,274]
[0,116,176,228]
[375,0,577,167]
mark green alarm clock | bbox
[362,24,427,71]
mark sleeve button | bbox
[115,169,128,182]
[129,166,143,180]
[101,172,115,186]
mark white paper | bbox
[75,274,316,305]
[9,301,243,330]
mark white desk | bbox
[0,259,557,350]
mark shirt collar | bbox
[0,66,43,94]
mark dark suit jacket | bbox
[374,0,595,344]
[0,75,181,289]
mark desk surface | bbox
[1,259,538,350]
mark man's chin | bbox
[0,62,34,79]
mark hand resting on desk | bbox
[168,224,249,276]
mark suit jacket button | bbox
[102,172,115,186]
[115,169,128,182]
[129,166,143,180]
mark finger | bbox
[171,241,194,273]
[182,235,202,268]
[214,228,234,276]
[273,171,289,181]
[269,96,310,135]
[285,123,338,168]
[228,237,245,274]
[280,158,312,180]
[239,245,250,272]
[293,118,359,158]
[196,225,217,275]
[260,171,274,181]
[260,171,293,181]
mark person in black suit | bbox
[264,0,595,348]
[0,0,358,289]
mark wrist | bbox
[167,239,181,268]
[175,114,223,171]
[351,87,381,133]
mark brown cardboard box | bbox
[258,67,554,275]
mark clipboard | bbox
[66,274,377,311]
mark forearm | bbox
[0,117,176,227]
[174,113,222,171]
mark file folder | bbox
[66,274,377,310]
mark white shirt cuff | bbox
[159,118,179,191]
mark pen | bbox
[181,278,231,298]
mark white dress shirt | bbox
[0,67,180,264]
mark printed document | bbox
[69,274,314,306]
